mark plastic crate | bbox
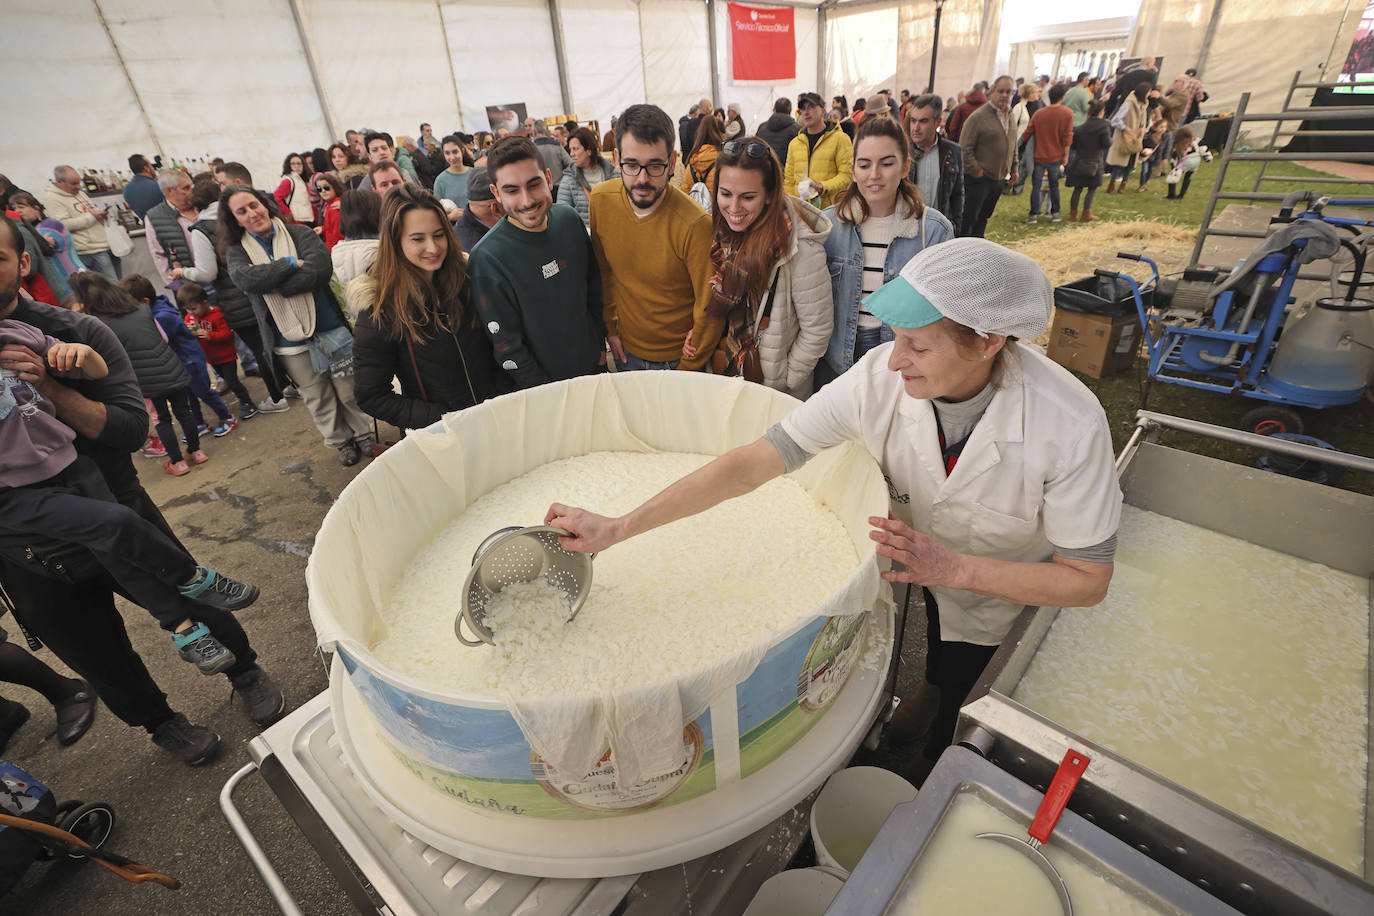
[1053,275,1150,317]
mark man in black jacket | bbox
[757,98,801,168]
[0,216,285,766]
[906,94,965,235]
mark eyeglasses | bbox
[619,161,670,177]
[722,141,771,159]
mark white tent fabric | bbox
[639,0,713,131]
[563,0,648,126]
[713,2,820,130]
[826,5,901,108]
[897,0,1006,102]
[442,0,565,138]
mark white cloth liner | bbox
[309,372,889,788]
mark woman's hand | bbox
[544,503,622,554]
[868,515,962,587]
[682,330,698,360]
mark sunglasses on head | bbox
[722,141,770,160]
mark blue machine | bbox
[1100,194,1374,435]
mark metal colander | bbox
[454,526,594,647]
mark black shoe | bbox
[151,713,220,765]
[230,667,285,727]
[54,680,97,746]
[180,566,260,612]
[338,439,362,467]
[0,700,31,755]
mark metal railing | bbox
[1188,72,1374,272]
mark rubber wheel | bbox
[58,802,115,859]
[1239,405,1304,437]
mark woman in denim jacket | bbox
[818,118,953,388]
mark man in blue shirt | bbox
[122,155,162,219]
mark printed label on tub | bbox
[530,723,705,813]
[798,614,868,712]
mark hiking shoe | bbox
[282,385,302,399]
[230,667,286,727]
[173,622,238,675]
[213,417,239,437]
[257,397,289,413]
[188,449,210,465]
[180,566,260,611]
[163,459,191,477]
[140,435,167,458]
[338,439,362,467]
[239,404,259,420]
[151,713,220,765]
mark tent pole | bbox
[1194,0,1227,79]
[437,1,467,130]
[817,4,828,100]
[548,0,576,116]
[286,0,340,142]
[929,0,945,93]
[707,0,722,108]
[90,0,164,158]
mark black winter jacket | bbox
[190,213,255,330]
[757,113,801,167]
[97,305,190,398]
[225,221,348,359]
[350,276,512,430]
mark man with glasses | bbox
[589,104,716,372]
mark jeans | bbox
[614,351,681,371]
[1070,185,1098,212]
[212,359,255,412]
[150,388,200,462]
[81,248,119,281]
[1030,161,1062,216]
[854,325,884,363]
[1108,153,1137,183]
[185,359,232,428]
[959,175,1005,238]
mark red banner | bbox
[728,4,796,81]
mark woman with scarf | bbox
[219,186,374,466]
[681,137,833,399]
[556,127,620,229]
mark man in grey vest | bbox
[144,169,198,290]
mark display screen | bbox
[1334,0,1374,93]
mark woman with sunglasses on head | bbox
[817,117,953,389]
[680,138,833,398]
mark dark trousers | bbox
[1167,172,1194,199]
[150,388,199,462]
[959,175,1004,238]
[231,322,286,402]
[185,359,231,427]
[921,588,998,761]
[0,469,258,730]
[212,359,254,412]
[0,457,197,629]
[1070,185,1098,212]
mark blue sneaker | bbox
[179,566,259,612]
[173,622,237,675]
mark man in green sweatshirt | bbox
[468,137,605,389]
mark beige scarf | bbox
[239,217,318,342]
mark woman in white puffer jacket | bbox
[683,137,833,400]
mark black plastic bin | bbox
[1053,274,1150,317]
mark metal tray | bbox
[825,746,1243,915]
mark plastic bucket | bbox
[810,766,918,876]
[743,867,845,916]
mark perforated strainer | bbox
[454,525,595,647]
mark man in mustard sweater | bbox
[590,104,718,371]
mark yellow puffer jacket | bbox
[682,145,720,192]
[783,124,854,209]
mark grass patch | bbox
[983,160,1374,496]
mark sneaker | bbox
[181,424,210,445]
[179,566,260,612]
[173,622,238,675]
[188,449,210,465]
[163,459,191,477]
[257,397,289,414]
[338,439,362,467]
[140,435,167,459]
[151,713,220,765]
[1024,215,1038,225]
[230,667,286,727]
[282,385,302,399]
[212,417,239,437]
[1051,212,1062,223]
[239,404,259,420]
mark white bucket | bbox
[743,867,845,916]
[810,766,918,876]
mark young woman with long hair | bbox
[220,185,374,465]
[273,153,314,226]
[347,184,510,431]
[328,142,368,188]
[680,137,833,398]
[682,115,726,192]
[818,117,953,386]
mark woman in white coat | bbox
[550,239,1123,781]
[681,137,833,399]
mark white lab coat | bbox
[781,342,1123,645]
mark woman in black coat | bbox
[345,185,511,431]
[1065,100,1114,222]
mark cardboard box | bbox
[1046,310,1139,379]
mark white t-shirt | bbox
[778,342,1123,644]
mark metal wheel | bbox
[58,802,116,859]
[1239,405,1304,437]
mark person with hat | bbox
[545,238,1123,782]
[783,92,854,210]
[454,167,504,253]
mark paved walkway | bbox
[1296,160,1374,181]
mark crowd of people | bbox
[0,56,1190,775]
